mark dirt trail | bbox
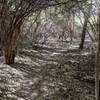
[0,41,95,100]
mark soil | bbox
[0,40,95,100]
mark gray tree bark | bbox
[95,4,100,100]
[79,16,88,49]
[79,4,92,49]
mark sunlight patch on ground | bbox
[0,63,41,99]
[0,64,24,77]
[36,58,58,66]
[69,44,79,49]
[81,52,91,56]
[67,60,79,63]
[23,49,38,53]
[16,56,40,66]
[7,94,24,100]
[50,52,61,56]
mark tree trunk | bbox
[1,18,22,65]
[79,17,88,49]
[3,42,17,65]
[2,31,20,65]
[79,4,92,49]
[1,26,20,65]
[95,5,100,100]
[95,32,100,100]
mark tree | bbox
[95,3,100,100]
[79,3,92,49]
[0,0,51,64]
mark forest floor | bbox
[0,40,95,100]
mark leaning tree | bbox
[0,0,53,64]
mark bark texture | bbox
[95,5,100,100]
[79,17,88,49]
[79,4,92,49]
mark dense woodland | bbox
[0,0,100,100]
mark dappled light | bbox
[0,40,95,99]
[0,0,99,100]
